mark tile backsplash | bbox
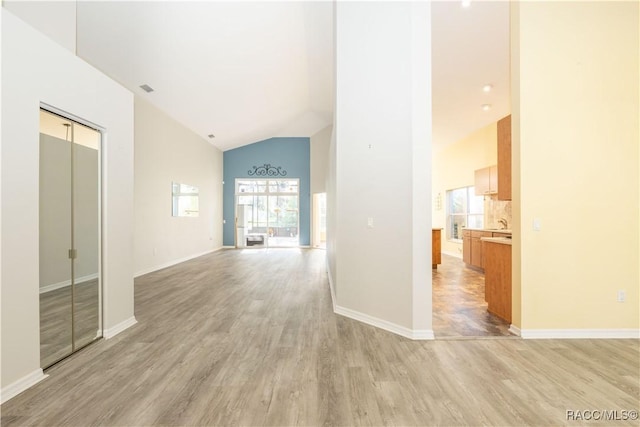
[484,195,512,229]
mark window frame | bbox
[446,185,484,241]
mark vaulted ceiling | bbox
[76,1,334,151]
[74,1,509,151]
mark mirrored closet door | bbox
[39,109,102,368]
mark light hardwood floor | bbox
[39,280,100,368]
[432,254,513,338]
[2,248,638,426]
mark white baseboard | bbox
[39,273,99,294]
[410,329,436,339]
[134,247,222,277]
[325,261,433,340]
[103,316,137,339]
[520,328,640,339]
[509,324,521,336]
[0,369,47,404]
[334,305,434,340]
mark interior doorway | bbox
[312,193,327,249]
[235,179,300,248]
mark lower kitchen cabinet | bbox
[463,229,511,271]
[464,230,492,269]
[483,240,512,322]
[462,230,471,264]
[432,228,442,269]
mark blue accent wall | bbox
[223,137,311,246]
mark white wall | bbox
[326,125,338,296]
[331,2,432,338]
[513,1,639,332]
[3,0,76,53]
[310,124,332,195]
[311,125,331,248]
[1,9,135,394]
[134,98,223,276]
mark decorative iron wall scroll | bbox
[247,163,287,177]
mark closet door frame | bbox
[40,104,105,366]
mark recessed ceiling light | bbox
[208,134,215,139]
[482,104,492,111]
[461,1,471,8]
[139,84,154,93]
[483,84,493,92]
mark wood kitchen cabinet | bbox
[432,228,442,269]
[474,165,498,196]
[463,229,491,270]
[492,232,511,238]
[497,115,512,200]
[483,239,512,322]
[471,230,491,269]
[462,230,471,264]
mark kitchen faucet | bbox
[498,218,508,229]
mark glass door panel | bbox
[39,109,102,368]
[236,194,268,248]
[268,195,299,247]
[72,126,101,349]
[39,122,73,368]
[235,179,300,248]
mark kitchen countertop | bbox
[481,236,513,245]
[463,227,512,234]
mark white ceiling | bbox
[75,1,509,151]
[76,1,334,151]
[431,0,510,149]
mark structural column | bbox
[331,1,432,338]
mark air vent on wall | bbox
[139,84,154,93]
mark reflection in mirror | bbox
[172,182,199,217]
[73,138,100,350]
[39,109,101,368]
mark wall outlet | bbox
[617,290,626,303]
[367,217,374,228]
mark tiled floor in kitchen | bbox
[433,254,516,338]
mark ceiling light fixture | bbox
[139,84,154,93]
[208,134,215,139]
[483,84,493,92]
[482,104,492,111]
[461,1,471,8]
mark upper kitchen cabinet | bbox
[474,165,498,196]
[497,115,512,200]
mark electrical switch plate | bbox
[533,218,541,231]
[367,217,374,228]
[617,290,626,302]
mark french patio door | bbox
[235,179,299,248]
